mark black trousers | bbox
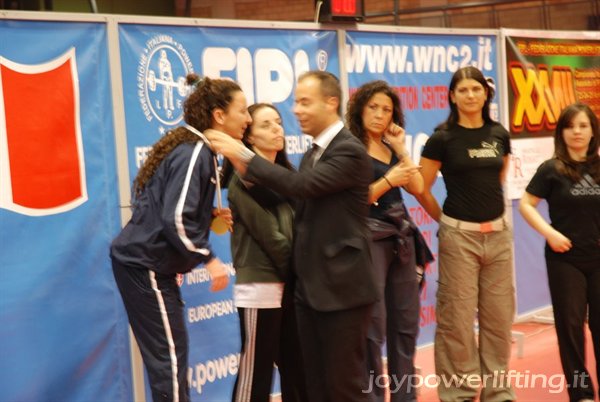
[296,301,373,402]
[233,284,308,402]
[233,307,282,402]
[112,260,189,402]
[278,285,309,402]
[367,236,419,402]
[546,254,600,402]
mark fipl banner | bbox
[345,30,500,345]
[118,23,339,400]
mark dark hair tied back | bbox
[132,73,242,198]
[186,73,202,88]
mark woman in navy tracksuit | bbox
[110,74,251,402]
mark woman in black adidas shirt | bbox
[416,66,515,402]
[519,103,600,402]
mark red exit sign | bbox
[318,0,364,22]
[331,0,358,16]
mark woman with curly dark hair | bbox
[520,103,600,402]
[346,80,432,402]
[110,73,251,402]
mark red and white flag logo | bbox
[0,48,87,216]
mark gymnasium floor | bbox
[415,320,598,402]
[271,316,598,401]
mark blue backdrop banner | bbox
[344,30,500,345]
[118,23,339,400]
[0,20,131,402]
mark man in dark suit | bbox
[207,71,377,402]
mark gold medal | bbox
[185,126,232,235]
[210,155,231,235]
[211,215,230,235]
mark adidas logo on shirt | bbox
[570,173,600,196]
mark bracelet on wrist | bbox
[383,175,393,189]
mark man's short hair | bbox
[298,70,342,115]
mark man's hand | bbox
[205,129,252,175]
[204,129,245,160]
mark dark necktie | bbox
[305,143,320,168]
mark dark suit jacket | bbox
[245,127,378,312]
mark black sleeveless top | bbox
[369,152,403,223]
